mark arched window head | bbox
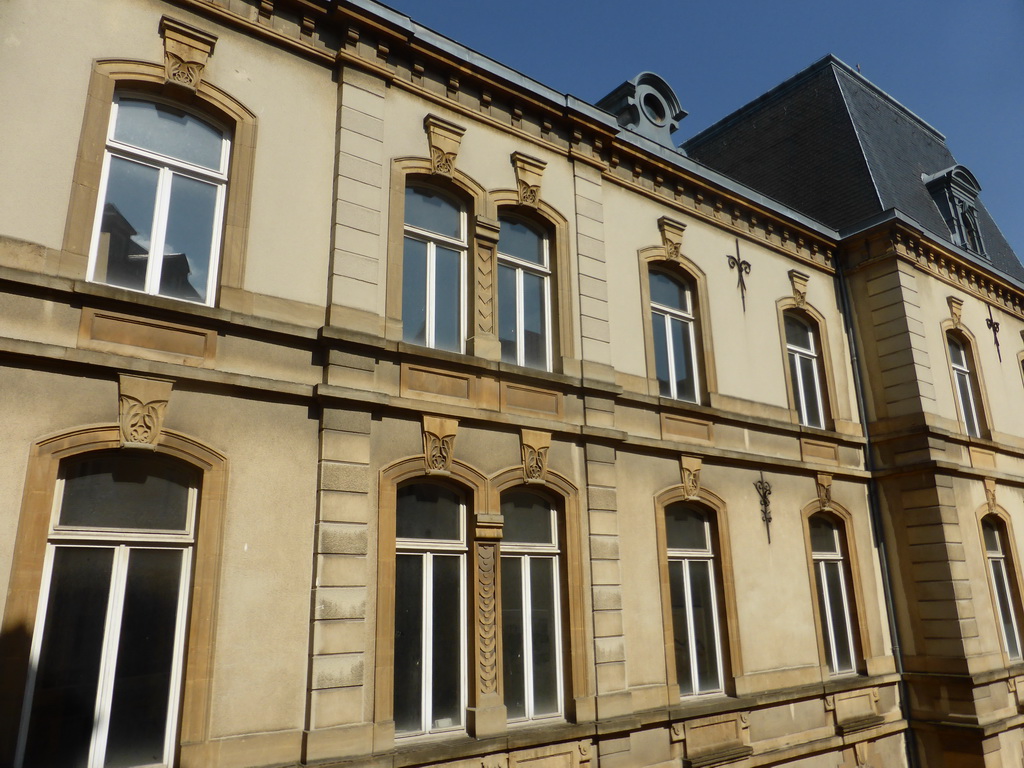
[500,489,563,720]
[785,313,826,428]
[88,96,230,305]
[650,269,700,402]
[664,503,723,695]
[982,517,1022,659]
[497,216,552,370]
[808,514,856,674]
[402,185,467,353]
[947,333,982,437]
[393,482,467,735]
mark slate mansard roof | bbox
[683,55,1024,282]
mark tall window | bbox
[809,514,856,675]
[785,313,825,428]
[500,490,563,721]
[393,483,466,735]
[89,97,230,305]
[16,451,199,768]
[650,270,699,402]
[402,186,466,353]
[497,217,551,370]
[982,518,1022,660]
[664,503,723,696]
[948,333,981,437]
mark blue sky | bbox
[379,0,1024,259]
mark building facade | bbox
[0,2,1020,767]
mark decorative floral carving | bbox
[160,17,216,92]
[512,152,546,206]
[789,269,810,308]
[478,542,498,693]
[658,216,687,263]
[119,395,168,446]
[430,147,457,176]
[816,473,833,511]
[521,429,552,484]
[948,295,964,328]
[164,52,204,89]
[422,415,457,474]
[518,180,540,206]
[985,477,998,514]
[424,114,466,177]
[680,455,702,499]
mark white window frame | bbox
[87,95,230,306]
[500,499,563,722]
[948,334,981,438]
[497,217,552,371]
[394,488,467,737]
[665,509,724,696]
[650,271,700,402]
[16,459,197,768]
[810,517,857,675]
[785,314,825,428]
[402,187,468,353]
[983,518,1022,660]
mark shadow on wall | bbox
[0,621,32,766]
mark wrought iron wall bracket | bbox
[754,471,772,543]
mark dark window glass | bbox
[396,484,461,541]
[393,554,424,733]
[500,557,526,719]
[502,491,553,545]
[665,504,708,551]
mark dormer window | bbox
[924,165,985,257]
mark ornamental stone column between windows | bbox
[467,215,502,361]
[468,510,506,737]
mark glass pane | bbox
[405,186,461,239]
[992,561,1021,659]
[689,560,721,692]
[813,564,832,671]
[956,372,979,436]
[809,516,839,554]
[396,484,461,541]
[393,554,423,733]
[402,237,428,346]
[431,555,462,729]
[799,356,823,428]
[498,264,518,364]
[501,557,526,719]
[523,271,548,369]
[114,99,224,170]
[665,504,708,551]
[668,560,693,695]
[947,335,967,367]
[652,311,671,397]
[499,218,544,265]
[670,316,696,402]
[502,490,554,545]
[60,452,196,532]
[649,271,689,312]
[529,558,560,715]
[788,352,803,422]
[824,562,854,672]
[95,156,158,291]
[105,549,184,768]
[434,245,462,353]
[785,314,813,351]
[160,174,218,302]
[23,547,114,768]
[983,521,1001,554]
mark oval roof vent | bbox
[596,72,687,150]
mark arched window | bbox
[947,333,982,437]
[88,96,231,305]
[784,313,826,428]
[649,270,700,402]
[497,217,551,370]
[664,503,723,695]
[393,482,467,735]
[500,489,563,721]
[808,514,857,675]
[982,517,1022,660]
[15,451,200,768]
[402,185,467,353]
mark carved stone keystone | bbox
[658,216,687,261]
[789,269,810,307]
[424,114,466,177]
[680,455,702,499]
[160,17,217,91]
[422,414,458,474]
[119,374,173,448]
[520,429,551,483]
[511,151,546,206]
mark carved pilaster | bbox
[159,17,217,91]
[511,151,546,207]
[658,216,687,261]
[680,455,702,499]
[816,472,833,511]
[520,429,551,484]
[477,541,498,694]
[424,114,466,177]
[789,269,810,307]
[422,415,457,474]
[118,374,173,448]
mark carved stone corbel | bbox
[422,415,458,474]
[511,151,546,206]
[159,17,217,91]
[788,269,810,308]
[985,477,998,514]
[680,455,702,499]
[658,216,687,261]
[520,429,551,484]
[424,114,466,177]
[119,374,173,448]
[948,295,964,328]
[816,472,833,511]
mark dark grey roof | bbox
[683,55,1024,281]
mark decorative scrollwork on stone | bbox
[948,295,964,328]
[816,472,833,511]
[430,147,457,176]
[789,269,810,308]
[680,455,702,499]
[478,542,498,694]
[164,52,204,89]
[518,180,540,206]
[422,415,458,474]
[118,374,174,448]
[670,722,685,742]
[985,477,998,514]
[658,216,687,263]
[425,114,466,177]
[475,216,500,337]
[512,152,546,207]
[160,17,217,92]
[520,429,552,484]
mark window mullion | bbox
[89,545,130,768]
[147,168,174,296]
[834,564,855,670]
[521,555,535,718]
[682,560,699,689]
[516,267,526,366]
[664,314,677,399]
[425,243,437,350]
[162,547,194,765]
[706,554,723,691]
